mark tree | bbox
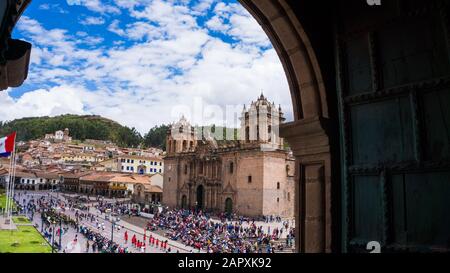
[0,114,143,147]
[143,124,169,150]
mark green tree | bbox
[143,124,169,150]
[0,114,143,148]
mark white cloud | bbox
[192,0,216,14]
[39,4,50,10]
[39,3,69,14]
[206,15,229,32]
[79,16,105,26]
[0,86,91,121]
[68,0,121,14]
[10,0,292,134]
[107,19,126,36]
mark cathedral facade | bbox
[163,95,295,218]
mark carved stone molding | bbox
[280,117,332,253]
[280,116,330,157]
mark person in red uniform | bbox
[132,234,137,246]
[124,231,128,243]
[155,238,159,248]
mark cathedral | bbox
[163,94,295,218]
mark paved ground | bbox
[13,190,295,253]
[16,191,197,253]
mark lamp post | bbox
[58,213,62,251]
[40,213,44,233]
[51,219,56,253]
[111,220,115,243]
[58,175,63,201]
[110,215,120,247]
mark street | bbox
[16,191,199,253]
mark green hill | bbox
[0,115,142,148]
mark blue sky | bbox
[2,0,291,134]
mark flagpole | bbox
[4,138,14,221]
[3,154,10,218]
[9,139,17,226]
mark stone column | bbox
[280,116,332,253]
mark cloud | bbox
[0,86,91,121]
[39,3,69,14]
[39,4,50,10]
[11,0,292,134]
[79,16,105,26]
[206,15,229,32]
[67,0,121,14]
[107,19,126,36]
[192,0,217,14]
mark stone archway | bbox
[8,0,447,254]
[239,0,334,253]
[225,198,233,215]
[181,195,187,209]
[240,0,450,254]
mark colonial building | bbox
[76,171,162,198]
[61,171,93,192]
[132,173,164,205]
[163,95,295,218]
[8,170,62,191]
[45,128,72,142]
[118,155,164,175]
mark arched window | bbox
[229,162,234,174]
[277,182,280,189]
[245,126,250,142]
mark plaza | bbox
[0,190,294,253]
[1,0,449,254]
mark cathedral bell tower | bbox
[239,93,286,150]
[166,116,197,155]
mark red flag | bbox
[0,132,16,157]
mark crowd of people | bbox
[146,209,295,253]
[12,192,128,253]
[9,191,295,254]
